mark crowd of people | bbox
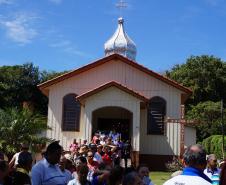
[0,140,154,185]
[0,137,225,185]
[67,131,132,169]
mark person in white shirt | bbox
[9,143,29,169]
[163,144,212,185]
[204,154,220,184]
[67,165,90,185]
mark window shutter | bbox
[147,97,166,135]
[62,94,80,131]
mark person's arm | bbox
[9,154,16,169]
[107,145,117,152]
[110,145,117,152]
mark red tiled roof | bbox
[76,81,149,102]
[38,54,192,95]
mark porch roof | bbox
[76,81,149,102]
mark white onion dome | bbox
[104,17,137,61]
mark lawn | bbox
[150,171,171,185]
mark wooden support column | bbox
[180,105,185,157]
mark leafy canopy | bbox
[186,101,225,141]
[166,55,226,142]
[0,63,68,114]
[166,55,226,105]
[0,108,51,154]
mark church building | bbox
[38,17,196,170]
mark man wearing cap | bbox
[31,141,67,185]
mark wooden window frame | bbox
[147,96,166,135]
[62,93,80,132]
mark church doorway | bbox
[92,106,133,141]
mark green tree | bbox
[0,63,48,114]
[0,108,51,155]
[186,101,225,141]
[202,135,226,159]
[0,63,67,115]
[166,55,226,142]
[40,70,68,83]
[166,55,226,105]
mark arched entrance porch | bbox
[92,106,133,142]
[80,85,142,166]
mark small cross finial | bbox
[116,0,127,17]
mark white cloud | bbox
[0,0,14,5]
[49,39,87,57]
[0,13,38,45]
[49,0,62,4]
[64,46,87,57]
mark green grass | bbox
[150,171,171,185]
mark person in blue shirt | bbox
[59,155,73,184]
[164,144,212,185]
[204,154,221,185]
[31,141,67,185]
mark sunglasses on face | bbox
[76,162,82,166]
[88,155,93,158]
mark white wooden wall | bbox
[184,126,196,148]
[140,109,181,156]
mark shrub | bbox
[202,135,226,159]
[165,156,183,172]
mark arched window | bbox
[62,94,80,131]
[147,96,166,135]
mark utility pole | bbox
[221,99,225,159]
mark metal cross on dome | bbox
[116,0,127,17]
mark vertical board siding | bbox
[140,109,181,155]
[184,126,196,147]
[47,59,183,151]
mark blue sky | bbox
[0,0,226,72]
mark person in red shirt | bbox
[102,145,114,166]
[87,151,99,171]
